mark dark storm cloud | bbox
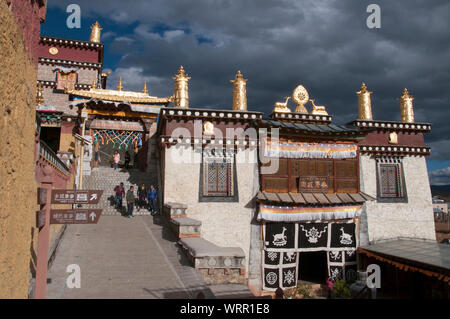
[50,1,449,146]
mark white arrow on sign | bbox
[90,193,98,201]
[89,212,97,221]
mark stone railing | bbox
[38,141,70,176]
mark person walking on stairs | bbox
[113,150,120,170]
[137,184,146,212]
[114,182,125,209]
[126,186,135,218]
[147,185,158,215]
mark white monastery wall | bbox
[163,145,259,273]
[359,154,436,244]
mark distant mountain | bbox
[431,185,450,202]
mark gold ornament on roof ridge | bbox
[173,66,191,108]
[142,82,148,94]
[231,70,248,111]
[309,99,328,115]
[117,76,123,91]
[357,82,373,120]
[292,85,309,113]
[92,79,97,89]
[273,96,291,113]
[90,21,102,43]
[399,88,414,123]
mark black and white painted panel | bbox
[262,220,358,291]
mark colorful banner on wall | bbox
[262,220,358,291]
[258,204,363,222]
[264,139,357,159]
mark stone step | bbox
[178,237,246,285]
[170,217,202,239]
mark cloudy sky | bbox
[42,0,450,184]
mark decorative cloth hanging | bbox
[92,129,143,150]
[261,220,358,291]
[258,204,363,222]
[264,138,357,159]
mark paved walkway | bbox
[46,214,215,299]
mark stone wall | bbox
[163,145,259,274]
[0,0,39,298]
[38,64,98,85]
[359,155,436,245]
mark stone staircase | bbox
[164,203,247,285]
[82,166,158,216]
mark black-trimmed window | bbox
[202,149,234,197]
[376,158,406,199]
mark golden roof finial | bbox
[357,82,373,120]
[92,78,97,89]
[360,82,367,92]
[90,21,102,43]
[231,70,248,111]
[142,82,148,94]
[36,82,44,105]
[173,66,191,108]
[399,88,414,123]
[117,76,123,91]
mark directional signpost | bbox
[51,189,103,205]
[35,188,104,299]
[50,209,102,224]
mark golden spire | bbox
[36,82,44,105]
[357,82,373,120]
[142,82,148,94]
[173,66,191,108]
[230,70,248,111]
[117,76,123,91]
[92,78,97,89]
[399,88,414,123]
[90,21,102,43]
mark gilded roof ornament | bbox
[399,88,414,123]
[357,82,373,120]
[142,82,148,94]
[173,66,191,108]
[231,70,248,111]
[117,76,123,91]
[292,85,309,113]
[273,96,291,113]
[309,99,328,115]
[90,21,102,43]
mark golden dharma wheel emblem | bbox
[292,85,309,113]
[49,47,59,55]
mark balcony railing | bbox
[38,140,70,176]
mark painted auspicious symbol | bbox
[49,47,58,55]
[331,268,341,279]
[339,227,353,245]
[267,251,278,262]
[300,225,327,244]
[389,132,398,144]
[266,272,278,285]
[283,269,295,285]
[203,121,214,135]
[284,252,296,263]
[272,227,287,246]
[330,251,341,261]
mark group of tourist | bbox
[113,183,158,218]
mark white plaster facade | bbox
[359,154,436,245]
[162,145,260,274]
